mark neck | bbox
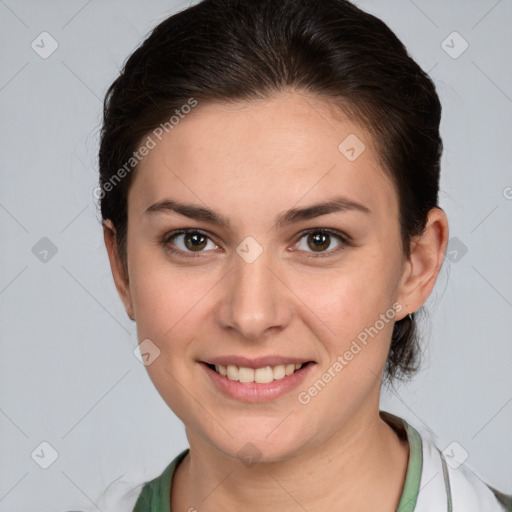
[172,409,410,512]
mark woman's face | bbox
[114,90,418,461]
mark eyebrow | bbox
[143,195,371,230]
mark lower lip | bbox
[201,362,315,403]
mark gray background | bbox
[0,0,511,510]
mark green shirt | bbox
[132,411,423,512]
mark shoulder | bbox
[85,449,190,512]
[132,448,190,512]
[411,422,511,512]
[444,457,512,512]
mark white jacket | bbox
[413,428,511,511]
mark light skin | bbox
[104,89,449,511]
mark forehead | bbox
[129,90,398,226]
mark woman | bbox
[98,0,512,510]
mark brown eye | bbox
[307,232,331,251]
[294,229,347,256]
[182,232,208,251]
[163,229,218,257]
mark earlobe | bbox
[396,207,449,320]
[103,220,135,321]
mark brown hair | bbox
[98,0,443,385]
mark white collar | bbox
[413,426,507,511]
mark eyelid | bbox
[162,228,219,258]
[294,227,350,244]
[291,227,350,257]
[161,227,350,258]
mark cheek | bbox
[129,263,207,415]
[294,258,397,337]
[288,257,400,389]
[128,239,207,339]
[294,268,398,414]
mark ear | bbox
[396,207,449,320]
[103,219,135,321]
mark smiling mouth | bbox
[205,362,313,384]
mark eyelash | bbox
[161,228,350,259]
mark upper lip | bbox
[203,355,314,368]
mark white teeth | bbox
[213,362,304,383]
[285,363,295,376]
[238,367,254,383]
[254,366,274,384]
[272,364,286,380]
[226,365,239,380]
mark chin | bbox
[201,421,314,466]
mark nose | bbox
[215,245,293,341]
